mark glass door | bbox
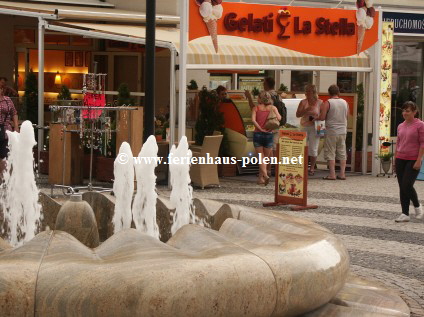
[391,40,424,135]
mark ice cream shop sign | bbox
[189,0,379,57]
[223,13,356,37]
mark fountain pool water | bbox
[0,121,42,246]
[132,135,160,239]
[112,142,134,233]
[169,136,195,235]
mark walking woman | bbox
[395,101,424,222]
[296,84,322,176]
[252,91,281,185]
[0,86,19,179]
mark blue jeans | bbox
[253,132,274,148]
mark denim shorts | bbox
[253,132,274,148]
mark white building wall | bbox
[318,71,337,93]
[280,70,291,92]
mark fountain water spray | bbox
[132,135,159,239]
[170,136,195,235]
[112,142,134,233]
[0,121,42,246]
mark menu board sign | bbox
[264,130,317,211]
[277,130,306,201]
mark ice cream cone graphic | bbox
[205,19,218,52]
[357,25,366,55]
[197,0,223,53]
[356,0,374,55]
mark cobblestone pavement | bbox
[156,172,424,316]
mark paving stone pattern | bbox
[157,174,424,316]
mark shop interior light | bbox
[54,71,62,85]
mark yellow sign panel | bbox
[379,22,394,150]
[278,131,306,199]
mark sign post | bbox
[263,130,318,211]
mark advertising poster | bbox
[379,22,394,150]
[189,1,379,57]
[277,130,306,201]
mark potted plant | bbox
[155,115,166,141]
[24,69,38,125]
[187,79,199,91]
[252,87,260,97]
[377,152,394,174]
[278,83,289,93]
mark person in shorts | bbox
[251,91,281,185]
[317,84,348,180]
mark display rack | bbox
[49,69,137,196]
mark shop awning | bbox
[0,1,179,24]
[48,21,372,72]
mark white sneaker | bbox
[395,214,410,222]
[415,206,424,219]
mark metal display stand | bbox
[377,141,396,178]
[49,105,136,196]
[49,69,137,196]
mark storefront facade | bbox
[382,10,424,136]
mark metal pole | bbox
[178,0,188,141]
[37,18,45,169]
[168,49,177,189]
[144,0,156,142]
[362,72,370,175]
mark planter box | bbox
[95,156,114,182]
[218,163,237,177]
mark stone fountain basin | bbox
[0,195,409,317]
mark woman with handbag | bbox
[296,84,322,176]
[0,87,19,179]
[251,91,281,185]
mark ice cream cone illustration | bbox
[357,25,366,55]
[356,0,374,55]
[197,0,223,53]
[205,18,218,52]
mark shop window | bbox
[391,41,423,136]
[209,75,231,90]
[14,29,35,44]
[291,71,312,92]
[337,72,357,93]
[238,76,263,92]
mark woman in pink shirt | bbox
[394,101,424,222]
[252,91,281,186]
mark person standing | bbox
[296,84,322,176]
[245,77,286,175]
[0,77,18,98]
[0,86,19,179]
[394,101,424,222]
[318,84,348,180]
[216,85,229,102]
[251,91,281,186]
